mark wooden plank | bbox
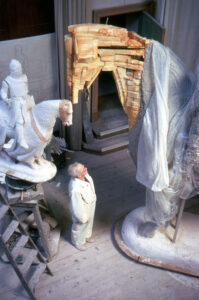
[112,70,125,106]
[0,236,36,300]
[127,91,140,98]
[93,124,129,139]
[133,71,142,79]
[128,84,140,92]
[86,66,102,90]
[82,132,129,154]
[11,235,29,259]
[2,220,19,242]
[69,24,128,36]
[114,55,144,65]
[0,205,9,220]
[16,211,33,222]
[82,92,94,144]
[172,198,186,242]
[100,55,115,62]
[126,71,134,78]
[73,60,104,70]
[33,206,51,261]
[116,62,143,71]
[127,84,140,92]
[98,49,145,57]
[98,40,127,47]
[67,91,83,150]
[20,249,38,274]
[91,76,99,122]
[43,215,58,229]
[29,263,46,290]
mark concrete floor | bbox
[1,149,199,300]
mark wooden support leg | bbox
[33,205,51,261]
[172,198,186,243]
[83,88,94,144]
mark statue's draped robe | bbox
[129,41,199,225]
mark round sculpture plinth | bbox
[114,206,199,277]
[0,152,57,183]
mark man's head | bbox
[68,162,88,179]
[9,59,22,77]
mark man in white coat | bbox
[68,162,97,251]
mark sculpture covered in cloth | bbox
[129,41,199,227]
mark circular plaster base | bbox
[114,206,199,277]
[0,152,57,183]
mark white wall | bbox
[0,33,59,103]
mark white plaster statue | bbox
[68,163,97,251]
[0,59,73,182]
[0,59,34,149]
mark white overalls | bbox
[68,174,97,246]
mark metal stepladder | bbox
[0,201,53,300]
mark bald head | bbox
[68,162,88,179]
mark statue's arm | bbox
[0,80,9,101]
[0,80,12,107]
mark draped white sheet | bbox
[133,41,199,225]
[136,44,170,191]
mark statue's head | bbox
[9,59,22,77]
[59,100,73,126]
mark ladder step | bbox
[94,124,129,138]
[0,205,9,220]
[11,235,29,259]
[82,132,129,154]
[29,263,46,290]
[16,211,33,222]
[20,249,38,274]
[2,220,19,242]
[15,221,29,233]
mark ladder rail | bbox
[0,182,55,299]
[1,204,53,276]
[4,202,53,274]
[0,234,36,300]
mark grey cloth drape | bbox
[54,0,67,99]
[54,0,87,139]
[163,0,199,72]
